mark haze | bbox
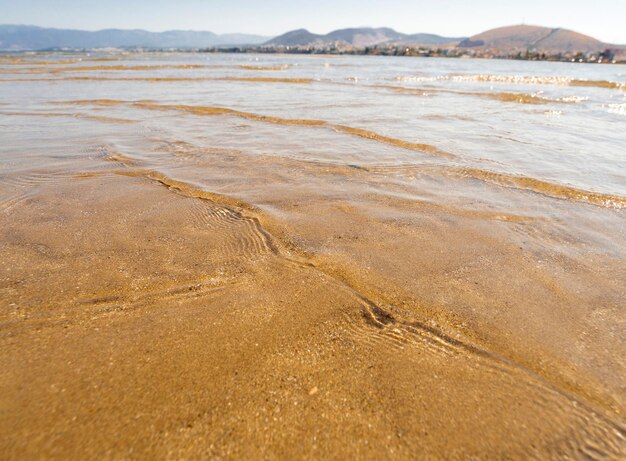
[1,0,625,44]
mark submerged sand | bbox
[1,162,624,459]
[1,53,625,459]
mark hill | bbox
[265,27,462,47]
[1,24,622,56]
[0,25,271,50]
[458,25,611,53]
[263,29,324,47]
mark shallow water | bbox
[1,53,625,198]
[1,52,625,459]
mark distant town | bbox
[200,44,622,64]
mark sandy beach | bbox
[1,53,625,459]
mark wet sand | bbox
[2,161,625,459]
[1,53,625,459]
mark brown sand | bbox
[1,152,625,458]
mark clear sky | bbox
[1,0,625,43]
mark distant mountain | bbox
[264,29,324,47]
[324,28,406,47]
[265,27,462,47]
[0,25,271,50]
[2,24,622,55]
[458,25,615,53]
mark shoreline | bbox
[2,49,626,64]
